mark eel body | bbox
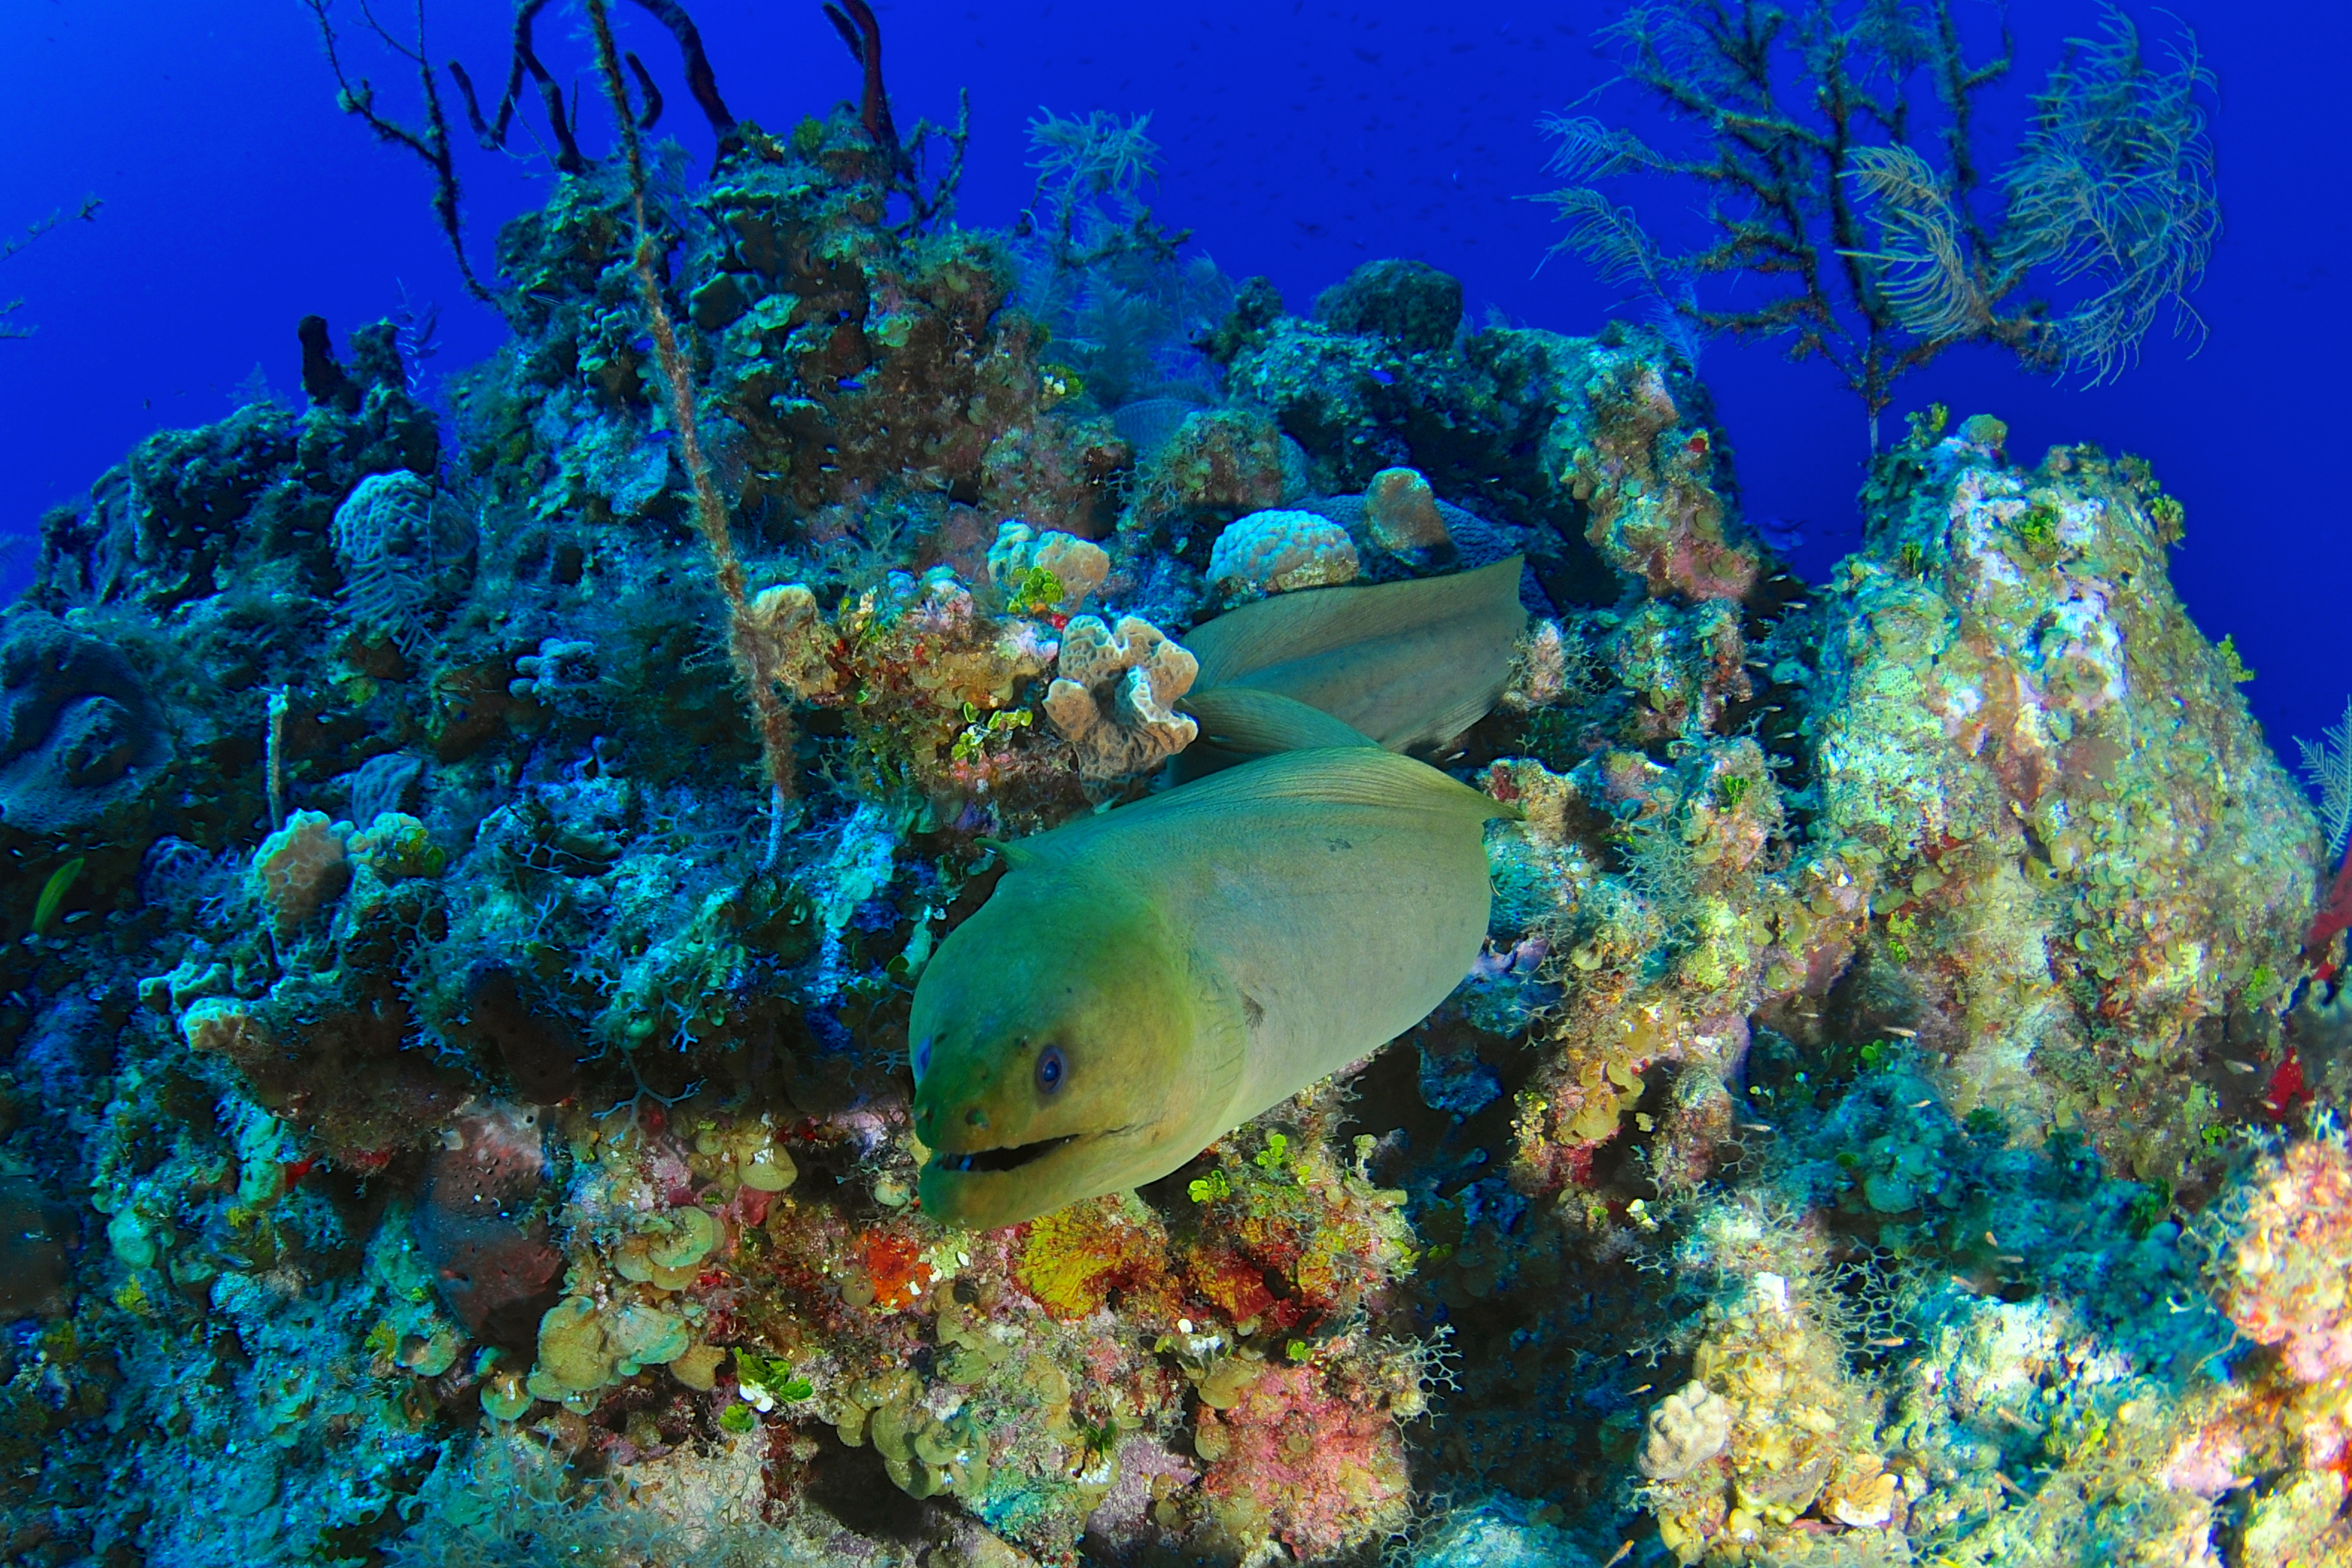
[909,747,1508,1229]
[1179,554,1527,767]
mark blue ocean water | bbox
[2,0,2345,750]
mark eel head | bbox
[909,870,1235,1230]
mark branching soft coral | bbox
[1534,1,2217,445]
[0,197,100,341]
[1015,106,1224,406]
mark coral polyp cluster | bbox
[2217,1131,2352,1383]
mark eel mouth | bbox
[931,1134,1078,1175]
[920,1122,1162,1228]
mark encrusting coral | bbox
[984,520,1110,615]
[2216,1131,2352,1383]
[251,809,350,935]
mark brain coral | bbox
[1207,509,1360,598]
[0,613,169,832]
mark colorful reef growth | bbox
[0,4,2345,1568]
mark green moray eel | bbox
[1177,554,1528,770]
[909,747,1511,1229]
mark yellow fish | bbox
[911,745,1511,1229]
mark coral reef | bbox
[1801,411,2312,1185]
[0,34,2334,1568]
[1218,296,1758,608]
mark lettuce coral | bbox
[1040,613,1198,777]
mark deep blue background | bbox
[2,1,2343,762]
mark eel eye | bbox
[1035,1045,1066,1095]
[912,1035,932,1078]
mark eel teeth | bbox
[940,1134,1076,1175]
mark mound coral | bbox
[1363,464,1454,561]
[1804,413,2313,1178]
[1128,407,1294,538]
[1645,1267,1893,1563]
[1206,508,1361,599]
[0,613,170,832]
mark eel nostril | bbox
[966,1108,989,1128]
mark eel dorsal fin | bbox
[1180,554,1528,759]
[1182,686,1378,754]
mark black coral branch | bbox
[1532,0,2219,443]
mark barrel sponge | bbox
[0,612,170,832]
[251,810,351,936]
[1207,509,1360,598]
[1043,615,1200,779]
[414,1100,561,1350]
